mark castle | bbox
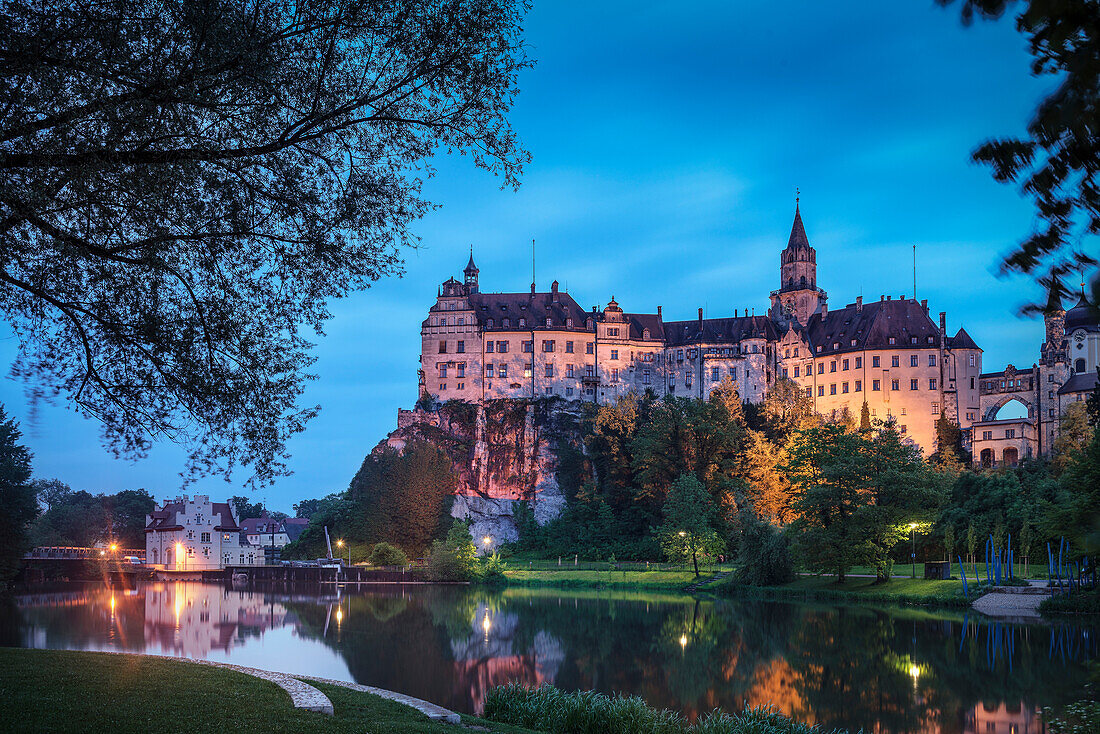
[420,203,1098,462]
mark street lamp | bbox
[336,539,349,566]
[482,536,492,552]
[909,523,918,579]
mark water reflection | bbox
[1,582,1093,734]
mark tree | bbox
[740,430,795,525]
[1020,521,1034,577]
[427,520,478,581]
[1051,402,1094,475]
[0,0,532,488]
[930,413,967,471]
[1088,367,1100,427]
[787,424,869,583]
[30,478,71,513]
[860,401,871,431]
[736,511,794,586]
[659,474,719,577]
[104,489,155,547]
[368,542,408,567]
[759,378,818,444]
[937,1,1100,302]
[230,496,266,523]
[0,407,36,584]
[944,525,955,564]
[967,521,978,571]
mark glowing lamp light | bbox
[109,543,118,552]
[482,536,492,547]
[909,523,917,530]
[678,531,686,537]
[99,550,105,557]
[679,634,688,649]
[337,539,344,548]
[909,664,920,680]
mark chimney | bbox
[886,295,892,301]
[698,307,704,327]
[551,280,560,302]
[656,305,662,320]
[530,282,536,295]
[856,295,863,312]
[821,302,828,318]
[880,295,885,301]
[921,298,927,312]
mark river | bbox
[1,581,1093,733]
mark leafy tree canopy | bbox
[0,405,35,583]
[0,0,531,487]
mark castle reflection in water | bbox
[7,582,1093,734]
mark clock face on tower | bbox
[1074,330,1086,348]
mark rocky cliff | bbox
[373,399,582,545]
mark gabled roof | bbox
[947,327,980,350]
[240,517,283,536]
[802,298,943,357]
[144,499,239,533]
[664,315,777,347]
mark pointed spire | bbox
[1045,285,1063,314]
[786,196,810,250]
[464,245,478,274]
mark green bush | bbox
[426,520,478,581]
[483,683,842,734]
[367,542,408,567]
[1040,588,1100,615]
[736,513,794,586]
[479,551,508,586]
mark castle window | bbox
[487,341,494,353]
[932,401,939,414]
[1075,358,1086,373]
[566,341,574,353]
[872,356,880,367]
[816,346,822,353]
[794,366,800,377]
[1050,408,1055,418]
[929,355,936,366]
[497,341,508,353]
[587,342,594,354]
[457,363,465,378]
[438,340,448,354]
[439,365,447,378]
[567,318,574,328]
[440,317,447,326]
[892,356,900,367]
[855,380,862,392]
[805,387,813,398]
[458,383,465,390]
[543,340,555,352]
[888,337,896,345]
[842,359,849,370]
[855,357,862,368]
[910,336,917,345]
[833,342,840,350]
[729,367,737,380]
[785,349,790,358]
[892,379,900,391]
[851,339,857,346]
[458,317,465,326]
[545,365,554,378]
[782,368,789,378]
[794,347,799,357]
[487,318,494,328]
[830,361,837,373]
[842,382,849,393]
[608,327,620,337]
[566,387,574,397]
[585,365,594,378]
[1049,390,1053,399]
[524,365,532,378]
[457,340,465,353]
[567,364,575,378]
[503,318,510,328]
[643,328,650,339]
[1005,429,1016,438]
[546,318,552,327]
[522,341,533,353]
[643,368,651,385]
[817,363,824,374]
[970,354,976,366]
[486,365,494,378]
[830,384,837,395]
[519,318,526,327]
[929,378,937,390]
[910,378,919,390]
[499,365,508,378]
[612,368,619,382]
[910,355,918,367]
[448,303,455,310]
[927,336,934,343]
[818,386,825,397]
[712,367,720,381]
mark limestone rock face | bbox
[374,400,580,544]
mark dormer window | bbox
[545,318,552,327]
[888,337,896,345]
[910,336,917,345]
[519,318,526,327]
[850,339,856,346]
[487,318,494,328]
[833,342,839,349]
[503,318,510,327]
[567,318,574,328]
[816,346,822,353]
[927,336,934,343]
[643,328,650,339]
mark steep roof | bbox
[466,291,592,332]
[786,204,810,250]
[802,298,945,357]
[144,499,239,533]
[624,313,664,341]
[664,315,777,347]
[240,517,283,536]
[284,519,308,542]
[948,327,980,350]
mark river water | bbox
[1,581,1093,733]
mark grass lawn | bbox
[0,648,538,734]
[717,574,973,607]
[503,568,720,590]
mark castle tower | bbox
[1042,287,1065,357]
[769,199,827,326]
[463,249,479,293]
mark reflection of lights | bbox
[99,550,105,557]
[109,595,116,611]
[109,543,118,552]
[335,608,343,623]
[679,634,688,649]
[909,664,920,679]
[175,543,184,569]
[482,614,492,633]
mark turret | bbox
[463,248,479,293]
[769,197,827,326]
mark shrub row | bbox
[483,683,845,734]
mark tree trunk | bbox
[837,566,846,584]
[692,550,700,578]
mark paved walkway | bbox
[194,660,335,715]
[299,674,462,724]
[971,582,1051,621]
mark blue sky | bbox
[0,1,1061,513]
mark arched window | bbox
[1003,447,1019,467]
[980,449,993,468]
[800,275,807,287]
[152,548,158,565]
[1076,358,1087,373]
[166,548,172,565]
[642,328,650,339]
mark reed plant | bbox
[483,683,845,734]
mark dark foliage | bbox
[29,486,154,547]
[0,407,35,584]
[736,512,794,586]
[0,0,531,487]
[937,0,1100,304]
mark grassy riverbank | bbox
[0,648,537,734]
[503,568,714,590]
[715,575,973,607]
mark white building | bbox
[145,494,263,570]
